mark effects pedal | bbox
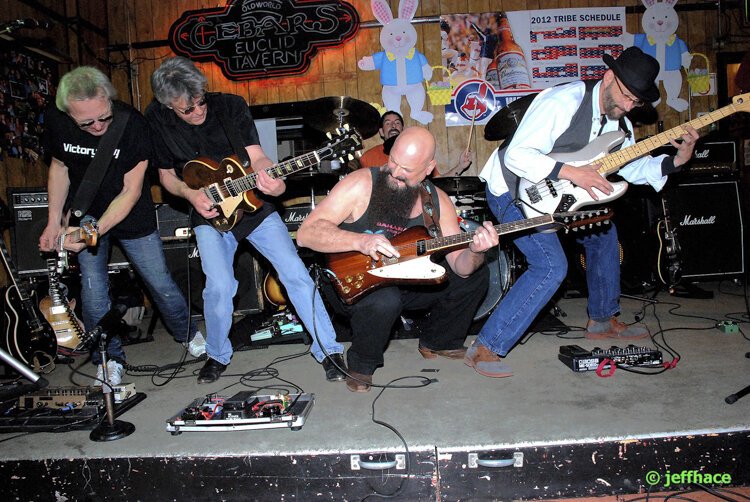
[559,344,663,372]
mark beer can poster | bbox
[441,8,626,126]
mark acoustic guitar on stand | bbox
[517,92,750,216]
[326,209,612,304]
[183,126,363,232]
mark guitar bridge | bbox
[525,184,541,204]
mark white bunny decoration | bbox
[358,0,434,124]
[633,0,692,112]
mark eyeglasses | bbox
[614,78,644,107]
[170,97,207,115]
[76,113,114,129]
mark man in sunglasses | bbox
[469,47,699,378]
[146,57,347,385]
[39,67,204,384]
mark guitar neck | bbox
[228,151,322,194]
[423,215,554,253]
[597,102,738,176]
[0,237,25,295]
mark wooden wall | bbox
[1,0,749,286]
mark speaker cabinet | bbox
[8,188,49,276]
[663,181,745,280]
[162,239,264,316]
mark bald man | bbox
[297,127,497,392]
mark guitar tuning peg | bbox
[344,123,350,131]
[326,132,333,139]
[347,154,354,160]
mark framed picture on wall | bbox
[0,44,58,161]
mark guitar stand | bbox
[725,352,750,404]
[90,334,135,442]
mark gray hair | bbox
[55,66,117,112]
[151,56,207,105]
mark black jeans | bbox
[321,260,489,375]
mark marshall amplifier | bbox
[657,139,737,181]
[280,204,313,239]
[663,181,744,280]
[155,203,191,241]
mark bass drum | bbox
[459,218,513,321]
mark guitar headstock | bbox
[554,208,614,233]
[323,124,364,163]
[732,92,750,112]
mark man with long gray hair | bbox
[146,57,347,384]
[39,66,203,385]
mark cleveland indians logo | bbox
[454,80,495,122]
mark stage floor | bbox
[2,280,749,500]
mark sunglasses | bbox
[614,78,644,107]
[170,97,207,115]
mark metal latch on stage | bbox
[468,451,523,468]
[350,454,406,470]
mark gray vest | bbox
[499,80,627,198]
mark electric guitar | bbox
[657,197,682,292]
[518,93,750,216]
[39,256,86,355]
[183,126,363,232]
[326,209,612,304]
[0,238,57,371]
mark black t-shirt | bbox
[145,93,273,239]
[44,100,156,239]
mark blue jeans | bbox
[194,212,343,366]
[78,230,196,363]
[477,191,622,356]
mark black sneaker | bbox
[197,358,228,384]
[321,353,347,382]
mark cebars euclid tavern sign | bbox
[169,0,359,80]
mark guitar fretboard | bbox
[597,101,740,175]
[226,151,322,194]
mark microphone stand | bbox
[0,346,49,401]
[725,352,750,404]
[89,331,134,442]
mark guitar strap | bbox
[419,181,441,238]
[70,107,131,219]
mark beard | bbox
[602,83,626,120]
[369,169,420,231]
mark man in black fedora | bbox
[466,47,699,378]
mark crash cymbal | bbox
[431,176,485,195]
[484,93,538,142]
[305,96,380,139]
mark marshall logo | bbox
[694,149,710,159]
[169,0,359,80]
[284,210,309,224]
[680,214,717,226]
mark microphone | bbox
[82,304,128,348]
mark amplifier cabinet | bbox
[657,139,738,181]
[663,181,744,280]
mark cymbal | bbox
[431,176,485,195]
[304,97,380,139]
[484,93,538,142]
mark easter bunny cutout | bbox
[358,0,434,124]
[633,0,692,112]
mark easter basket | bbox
[686,52,710,95]
[426,66,454,106]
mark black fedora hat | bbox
[603,47,660,103]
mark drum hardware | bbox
[304,96,380,140]
[431,176,485,197]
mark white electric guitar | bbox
[517,92,750,216]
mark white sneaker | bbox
[188,331,206,358]
[95,360,123,386]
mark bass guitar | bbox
[518,93,750,216]
[39,256,86,356]
[0,237,57,371]
[183,126,363,232]
[327,209,612,304]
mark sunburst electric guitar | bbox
[327,209,613,304]
[183,126,363,232]
[518,93,750,216]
